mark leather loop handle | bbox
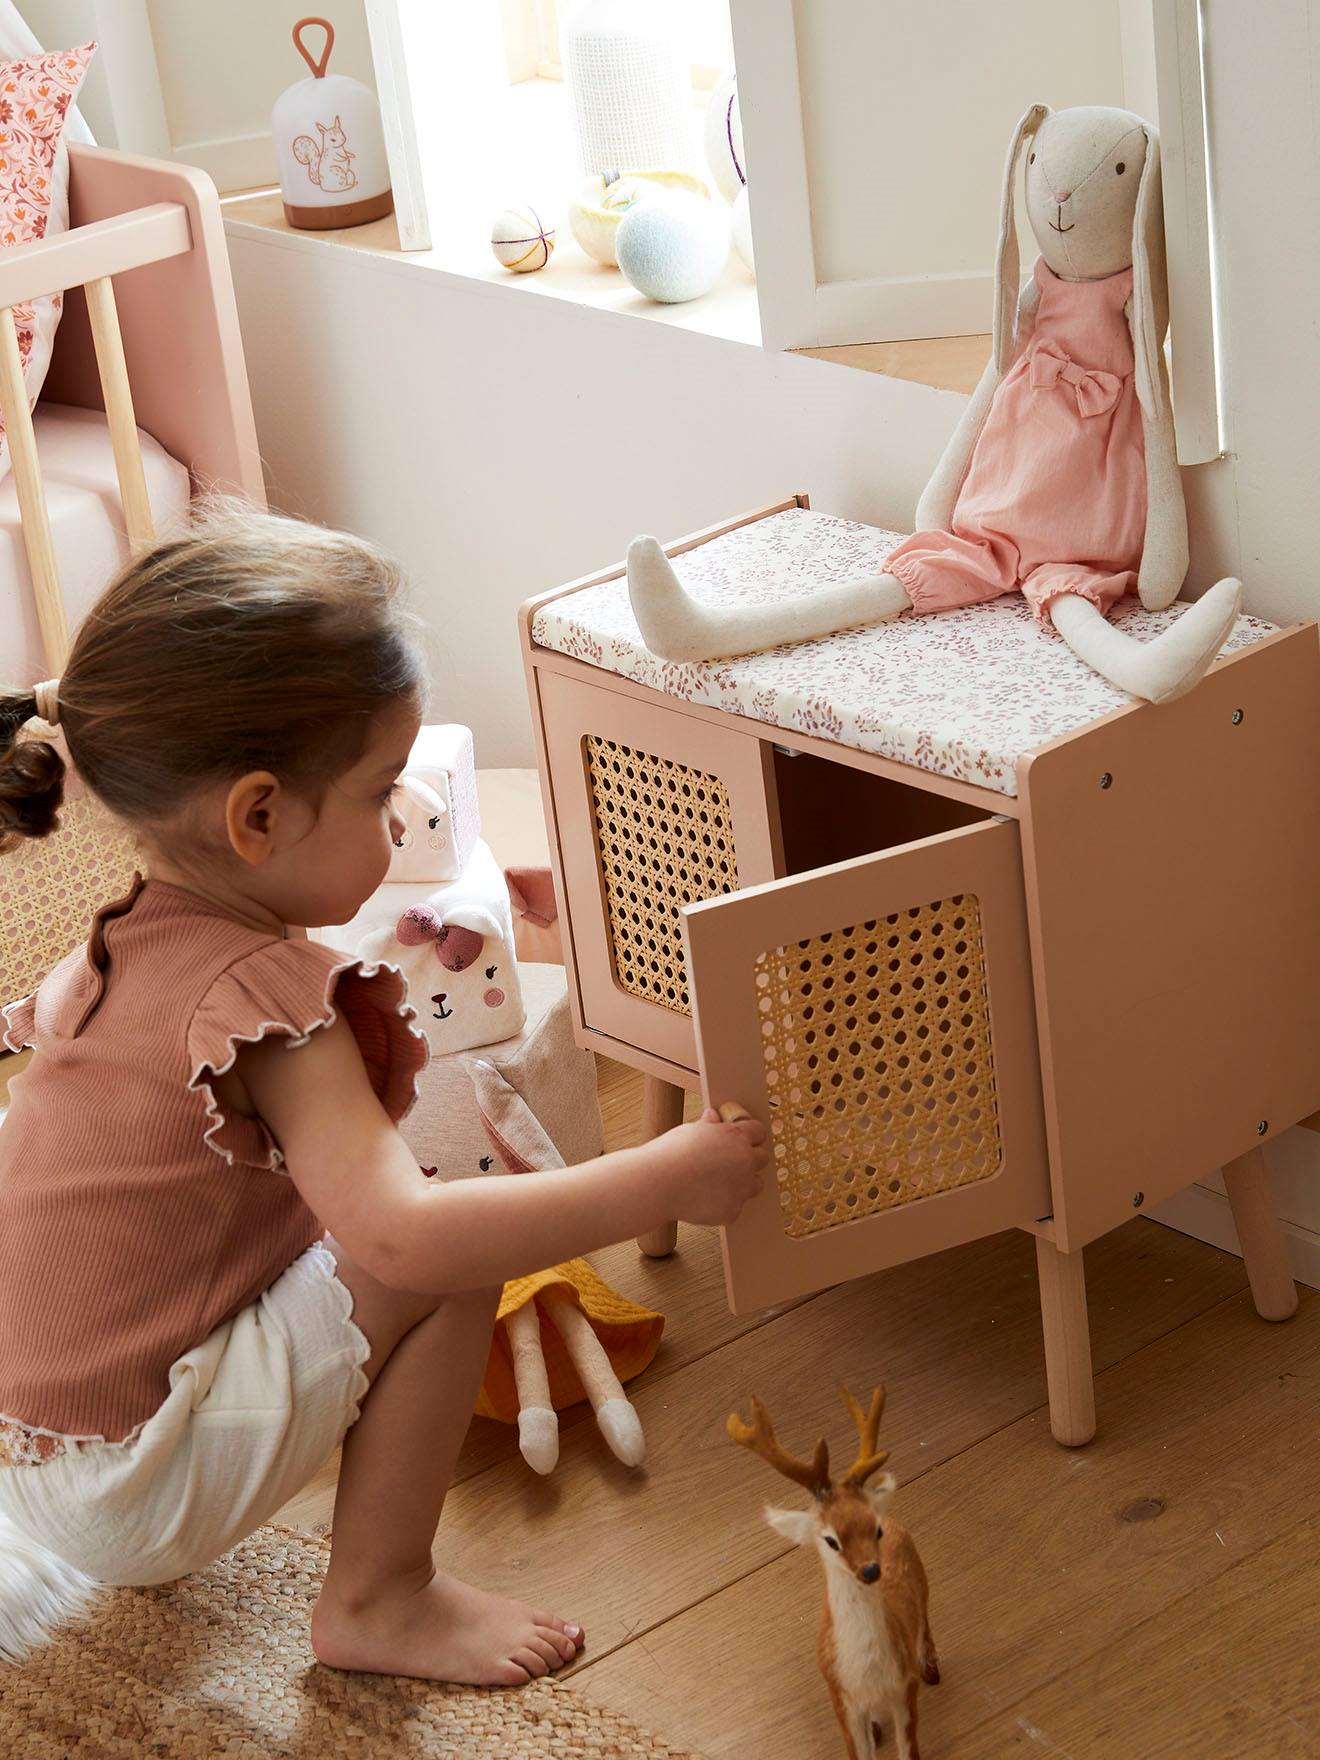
[718,1102,753,1124]
[293,16,335,79]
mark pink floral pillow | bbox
[0,42,96,476]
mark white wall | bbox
[146,0,377,190]
[795,0,1126,286]
[1145,0,1320,1273]
[223,229,962,769]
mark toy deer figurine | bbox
[728,1389,939,1760]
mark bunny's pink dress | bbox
[886,258,1145,624]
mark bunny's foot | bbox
[1051,578,1243,703]
[626,535,910,664]
[595,1397,646,1467]
[518,1405,560,1475]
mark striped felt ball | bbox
[490,205,556,272]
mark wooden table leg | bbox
[637,1074,685,1257]
[1034,1235,1096,1448]
[1222,1147,1298,1322]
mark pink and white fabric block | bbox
[390,723,481,884]
[358,837,524,1054]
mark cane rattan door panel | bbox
[683,818,1049,1311]
[538,669,782,1073]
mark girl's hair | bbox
[0,506,425,855]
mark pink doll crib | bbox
[521,496,1320,1448]
[0,142,264,1006]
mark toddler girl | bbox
[0,510,766,1684]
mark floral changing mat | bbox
[531,508,1276,798]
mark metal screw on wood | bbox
[1232,708,1245,725]
[1099,772,1113,789]
[1257,1120,1269,1135]
[1132,1190,1144,1207]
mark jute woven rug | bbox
[0,1523,700,1758]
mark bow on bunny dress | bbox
[884,258,1146,627]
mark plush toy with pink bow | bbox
[359,836,525,1055]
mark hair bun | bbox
[0,691,65,849]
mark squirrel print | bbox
[292,115,357,191]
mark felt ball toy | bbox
[568,168,709,266]
[731,185,755,274]
[491,205,556,272]
[615,192,730,304]
[703,70,745,206]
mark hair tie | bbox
[31,678,60,727]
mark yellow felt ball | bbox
[490,205,556,272]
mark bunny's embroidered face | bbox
[1024,106,1149,281]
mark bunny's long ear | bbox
[992,102,1050,375]
[1130,124,1167,419]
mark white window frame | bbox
[1151,0,1223,464]
[733,0,1224,421]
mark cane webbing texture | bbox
[0,793,138,1006]
[756,893,1002,1237]
[585,734,738,1015]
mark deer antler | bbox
[727,1395,830,1495]
[840,1386,890,1486]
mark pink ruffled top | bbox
[0,875,426,1446]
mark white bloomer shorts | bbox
[0,1241,370,1585]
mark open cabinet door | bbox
[683,819,1050,1312]
[730,0,1138,348]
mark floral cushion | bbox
[0,42,96,479]
[531,508,1277,797]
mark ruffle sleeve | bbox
[187,939,428,1170]
[2,992,36,1053]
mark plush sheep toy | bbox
[627,103,1244,705]
[359,837,524,1056]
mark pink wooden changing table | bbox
[521,497,1320,1446]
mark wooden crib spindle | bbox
[84,274,154,551]
[0,301,68,666]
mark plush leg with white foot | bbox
[539,1286,646,1467]
[627,535,912,663]
[1050,578,1243,703]
[507,1299,559,1475]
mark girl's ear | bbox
[1130,125,1166,419]
[765,1506,817,1546]
[224,771,282,865]
[867,1471,898,1512]
[993,102,1050,376]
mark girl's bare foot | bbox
[311,1567,584,1686]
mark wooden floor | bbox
[264,1054,1316,1758]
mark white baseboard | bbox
[1149,1183,1320,1292]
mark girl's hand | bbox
[651,1108,770,1227]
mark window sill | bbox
[221,192,990,395]
[221,67,987,393]
[223,186,763,347]
[223,76,761,347]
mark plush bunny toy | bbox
[628,104,1243,704]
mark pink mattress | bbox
[1,402,192,683]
